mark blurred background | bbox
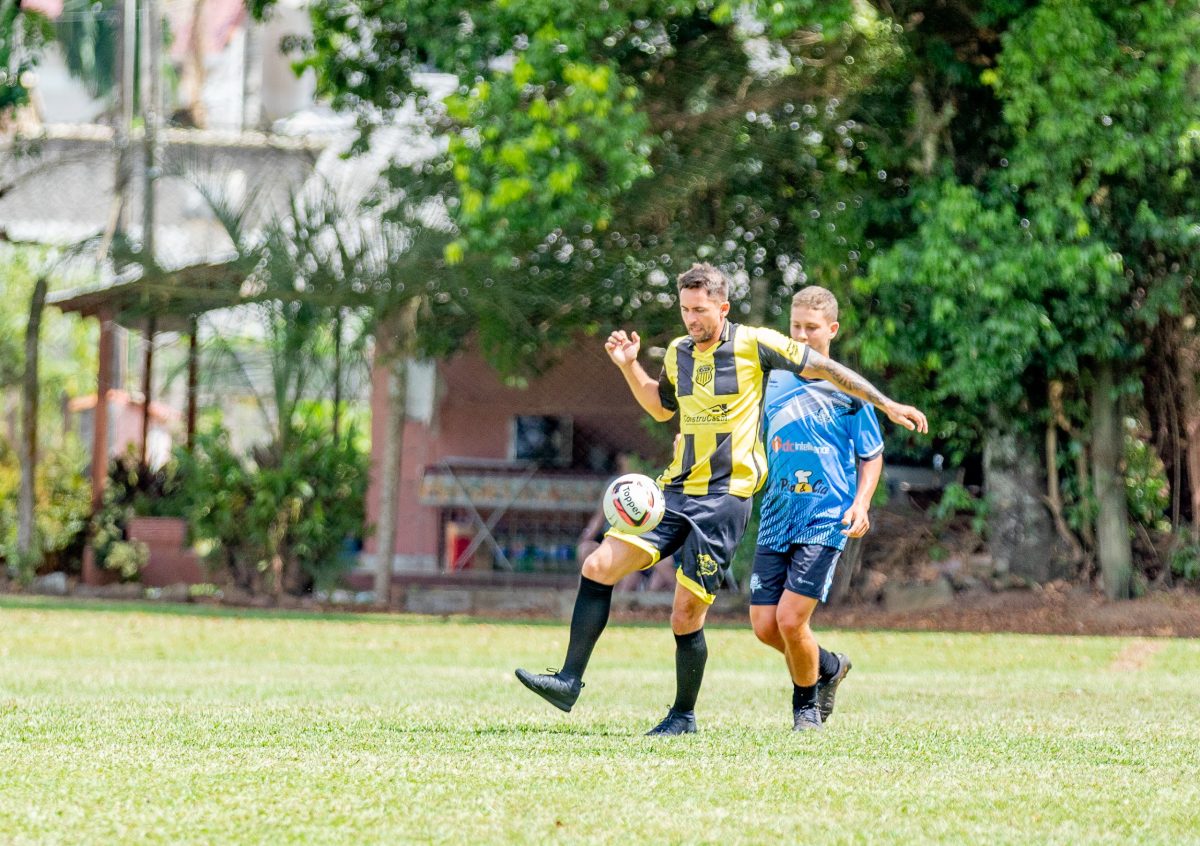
[1,0,1197,614]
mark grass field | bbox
[2,596,1199,845]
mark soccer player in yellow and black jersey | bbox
[517,263,927,735]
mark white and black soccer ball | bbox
[602,473,665,536]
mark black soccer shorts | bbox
[606,489,753,604]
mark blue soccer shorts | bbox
[749,543,842,605]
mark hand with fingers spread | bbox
[605,330,641,368]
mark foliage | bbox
[857,182,1126,462]
[177,417,368,595]
[930,482,989,539]
[0,0,51,116]
[1124,420,1171,533]
[90,452,190,577]
[0,246,99,425]
[27,435,91,571]
[185,175,465,434]
[0,441,18,534]
[54,0,121,100]
[256,0,917,365]
[104,540,149,580]
[1170,536,1200,583]
[0,435,90,579]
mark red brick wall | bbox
[365,341,668,566]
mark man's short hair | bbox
[677,262,730,303]
[791,286,839,322]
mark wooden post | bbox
[83,310,117,585]
[16,278,47,559]
[372,297,421,603]
[186,316,198,451]
[139,315,157,466]
[332,309,343,443]
[142,0,162,266]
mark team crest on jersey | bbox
[695,364,714,387]
[696,553,719,576]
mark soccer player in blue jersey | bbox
[750,286,884,731]
[516,264,926,736]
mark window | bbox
[512,415,572,468]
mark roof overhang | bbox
[47,261,252,332]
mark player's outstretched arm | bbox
[802,350,929,433]
[606,330,674,423]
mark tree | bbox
[994,1,1200,549]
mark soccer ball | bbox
[602,473,665,536]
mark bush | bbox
[0,435,90,580]
[1170,536,1200,584]
[105,540,149,580]
[177,416,367,595]
[90,451,190,578]
[1124,421,1171,534]
[931,483,988,536]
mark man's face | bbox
[790,306,838,357]
[679,287,730,345]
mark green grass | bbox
[2,596,1199,845]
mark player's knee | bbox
[751,615,780,646]
[580,547,609,581]
[671,605,707,635]
[775,607,812,639]
[582,540,641,584]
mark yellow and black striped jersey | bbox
[656,320,810,497]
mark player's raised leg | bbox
[515,535,652,712]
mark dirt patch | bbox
[808,586,1200,638]
[1109,640,1167,670]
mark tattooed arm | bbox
[753,326,928,433]
[803,349,929,434]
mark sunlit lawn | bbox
[1,595,1198,844]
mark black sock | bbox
[671,629,708,713]
[818,647,840,683]
[793,683,818,711]
[560,576,613,681]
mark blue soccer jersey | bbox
[756,371,884,551]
